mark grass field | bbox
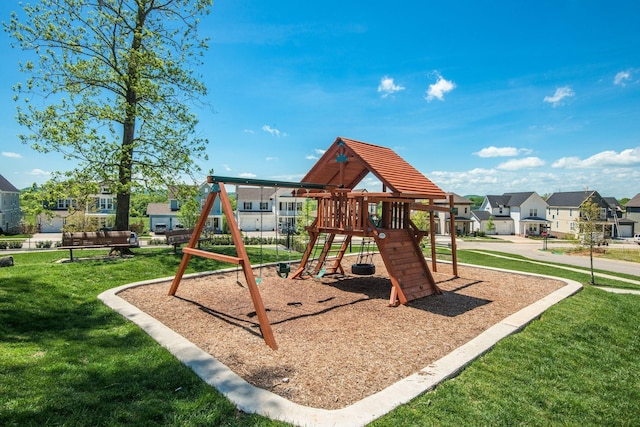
[1,247,639,426]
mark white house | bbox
[473,192,548,236]
[0,174,21,233]
[235,187,305,233]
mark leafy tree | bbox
[578,196,602,285]
[486,215,496,234]
[176,198,200,229]
[129,190,167,217]
[6,0,212,231]
[619,197,630,206]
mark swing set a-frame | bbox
[168,137,459,349]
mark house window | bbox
[57,199,73,209]
[569,209,572,216]
[99,197,113,210]
[529,208,537,217]
[499,207,503,214]
[243,202,252,210]
[570,222,575,230]
[260,202,269,211]
[464,207,468,214]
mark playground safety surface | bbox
[115,255,568,411]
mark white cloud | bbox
[265,156,278,161]
[243,129,254,134]
[543,86,575,107]
[26,168,51,176]
[377,76,405,98]
[238,172,256,178]
[496,157,545,170]
[474,146,533,158]
[425,73,456,102]
[262,125,286,137]
[222,164,232,171]
[552,146,640,169]
[614,71,631,86]
[2,152,22,159]
[306,148,326,160]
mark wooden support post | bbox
[218,183,277,350]
[168,180,277,350]
[429,206,437,272]
[168,189,217,296]
[449,194,458,277]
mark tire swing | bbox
[351,237,375,276]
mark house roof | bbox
[626,193,640,208]
[546,190,599,208]
[0,174,19,193]
[300,137,446,199]
[485,195,511,207]
[603,197,621,211]
[146,203,173,216]
[471,211,512,221]
[433,193,472,205]
[236,187,278,201]
[486,192,537,208]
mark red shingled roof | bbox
[301,137,446,199]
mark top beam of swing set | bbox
[208,175,333,190]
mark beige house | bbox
[545,190,629,238]
[431,193,474,235]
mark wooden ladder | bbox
[376,229,441,305]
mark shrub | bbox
[35,240,52,249]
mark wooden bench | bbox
[165,229,210,253]
[59,231,133,261]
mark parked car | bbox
[129,232,139,248]
[154,223,168,234]
[634,233,640,245]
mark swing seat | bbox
[351,263,375,275]
[276,262,290,278]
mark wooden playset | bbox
[168,137,458,349]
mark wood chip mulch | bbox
[118,254,564,410]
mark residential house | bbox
[431,193,474,235]
[38,183,117,232]
[473,192,548,236]
[625,193,640,235]
[235,187,305,233]
[147,182,223,232]
[0,174,21,233]
[545,190,624,239]
[603,196,635,238]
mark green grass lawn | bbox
[1,247,639,426]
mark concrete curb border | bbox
[98,265,582,427]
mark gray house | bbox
[625,193,640,235]
[0,174,21,233]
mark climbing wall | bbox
[376,229,442,304]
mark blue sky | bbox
[1,1,639,199]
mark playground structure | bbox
[168,137,459,349]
